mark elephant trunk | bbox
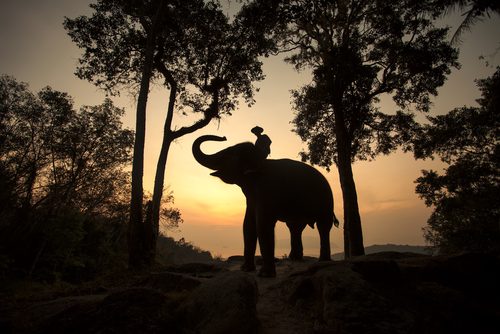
[192,135,227,170]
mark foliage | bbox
[64,0,273,121]
[0,75,134,280]
[0,75,134,214]
[156,236,213,265]
[272,0,459,167]
[143,188,183,232]
[414,68,500,253]
[435,0,500,43]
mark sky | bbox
[1,0,499,258]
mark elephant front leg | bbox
[287,221,306,261]
[257,215,277,277]
[241,206,257,272]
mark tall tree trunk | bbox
[337,150,365,258]
[128,29,156,270]
[334,109,365,258]
[149,135,173,262]
[128,0,166,270]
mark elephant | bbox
[192,134,339,277]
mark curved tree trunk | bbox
[146,69,176,265]
[147,65,221,264]
[149,131,173,263]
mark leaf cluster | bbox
[64,0,275,118]
[266,0,459,168]
[0,75,134,213]
[414,68,500,253]
[0,75,138,280]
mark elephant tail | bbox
[333,214,340,228]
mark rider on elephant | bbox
[251,126,272,160]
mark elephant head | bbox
[192,135,262,185]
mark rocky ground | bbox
[1,252,499,333]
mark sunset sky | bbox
[1,0,499,257]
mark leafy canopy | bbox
[0,74,133,215]
[414,68,500,253]
[64,0,275,118]
[268,0,459,168]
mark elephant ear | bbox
[209,142,262,184]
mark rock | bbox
[226,255,281,265]
[226,255,245,262]
[135,271,202,293]
[4,255,499,334]
[39,288,174,334]
[163,262,226,275]
[279,253,500,334]
[350,258,401,284]
[284,262,414,334]
[179,271,259,334]
[9,295,106,333]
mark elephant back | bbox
[256,159,334,223]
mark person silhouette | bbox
[251,126,271,160]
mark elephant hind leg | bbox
[286,221,307,261]
[317,219,333,261]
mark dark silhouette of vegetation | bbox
[414,68,500,254]
[65,0,275,269]
[0,75,199,281]
[256,0,459,258]
[0,75,133,280]
[435,0,500,44]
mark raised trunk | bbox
[192,135,227,170]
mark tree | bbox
[0,75,134,214]
[0,75,135,277]
[64,0,163,269]
[266,0,459,257]
[414,68,500,253]
[65,0,274,268]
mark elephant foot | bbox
[258,266,276,278]
[240,262,256,272]
[318,256,332,262]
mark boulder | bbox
[39,288,174,334]
[280,253,500,334]
[135,271,202,293]
[179,271,259,334]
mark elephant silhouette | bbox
[192,133,339,277]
